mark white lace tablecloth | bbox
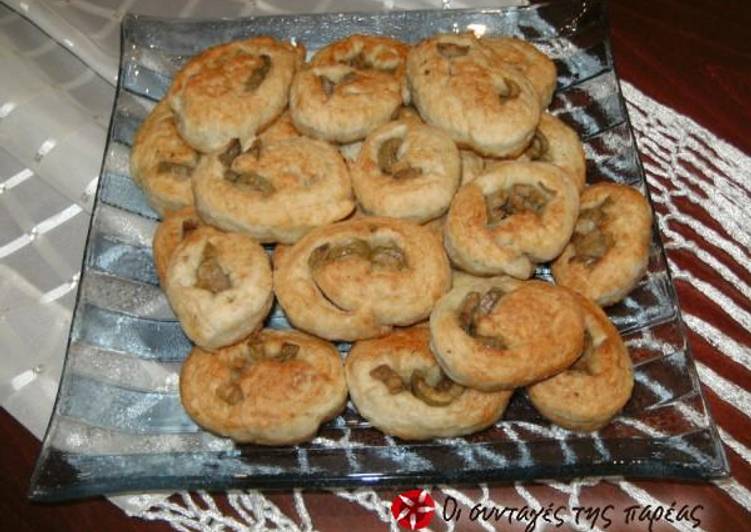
[1,0,750,530]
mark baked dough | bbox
[169,36,304,153]
[193,135,355,244]
[445,161,580,278]
[481,36,557,108]
[406,32,541,158]
[290,35,409,143]
[130,100,199,215]
[274,217,451,341]
[350,119,460,222]
[165,226,273,349]
[346,327,512,440]
[520,112,586,191]
[552,183,652,306]
[180,329,347,444]
[527,291,634,431]
[152,206,204,286]
[430,276,585,391]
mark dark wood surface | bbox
[3,0,750,530]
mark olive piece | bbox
[526,130,551,161]
[277,342,300,361]
[458,291,481,333]
[218,139,242,167]
[195,243,232,294]
[499,77,521,101]
[327,239,371,261]
[308,243,331,270]
[226,171,275,195]
[391,166,423,180]
[181,219,199,237]
[156,161,193,179]
[245,54,271,91]
[477,287,505,316]
[475,334,508,350]
[216,382,243,405]
[437,42,469,59]
[370,364,405,394]
[320,76,336,97]
[370,243,407,270]
[378,137,402,174]
[410,371,464,406]
[485,189,510,225]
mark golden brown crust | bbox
[406,33,541,158]
[165,227,273,349]
[552,183,652,306]
[351,119,461,223]
[152,207,204,285]
[290,35,409,143]
[129,100,199,215]
[346,327,511,440]
[169,36,304,153]
[445,161,580,279]
[193,135,355,244]
[429,277,585,391]
[274,217,451,341]
[180,329,347,444]
[480,36,557,108]
[527,291,634,431]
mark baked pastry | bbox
[527,291,634,431]
[406,32,540,158]
[180,329,347,444]
[520,112,586,191]
[346,327,512,440]
[129,100,199,215]
[429,276,585,391]
[481,36,557,108]
[274,217,451,341]
[193,135,355,244]
[552,183,652,306]
[445,161,580,279]
[165,226,273,349]
[350,119,461,222]
[290,35,409,143]
[257,110,300,144]
[152,206,204,285]
[169,36,304,153]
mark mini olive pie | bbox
[165,226,273,349]
[552,183,652,306]
[406,32,541,158]
[289,35,409,143]
[351,119,461,223]
[129,100,199,215]
[480,36,557,108]
[429,276,584,391]
[346,327,512,440]
[152,206,204,285]
[274,217,451,341]
[192,134,355,244]
[169,36,304,153]
[445,161,580,279]
[180,329,347,444]
[520,112,586,191]
[527,291,634,432]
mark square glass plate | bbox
[29,0,729,501]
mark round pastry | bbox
[169,36,304,153]
[274,217,451,341]
[346,326,512,440]
[527,291,634,432]
[444,161,580,279]
[552,183,652,306]
[406,32,541,158]
[257,110,300,144]
[180,329,347,444]
[152,206,204,285]
[193,135,355,244]
[290,35,409,143]
[165,226,273,349]
[481,36,557,108]
[350,119,461,223]
[429,276,585,391]
[520,112,586,191]
[129,100,199,215]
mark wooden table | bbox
[2,0,750,529]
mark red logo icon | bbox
[391,489,435,530]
